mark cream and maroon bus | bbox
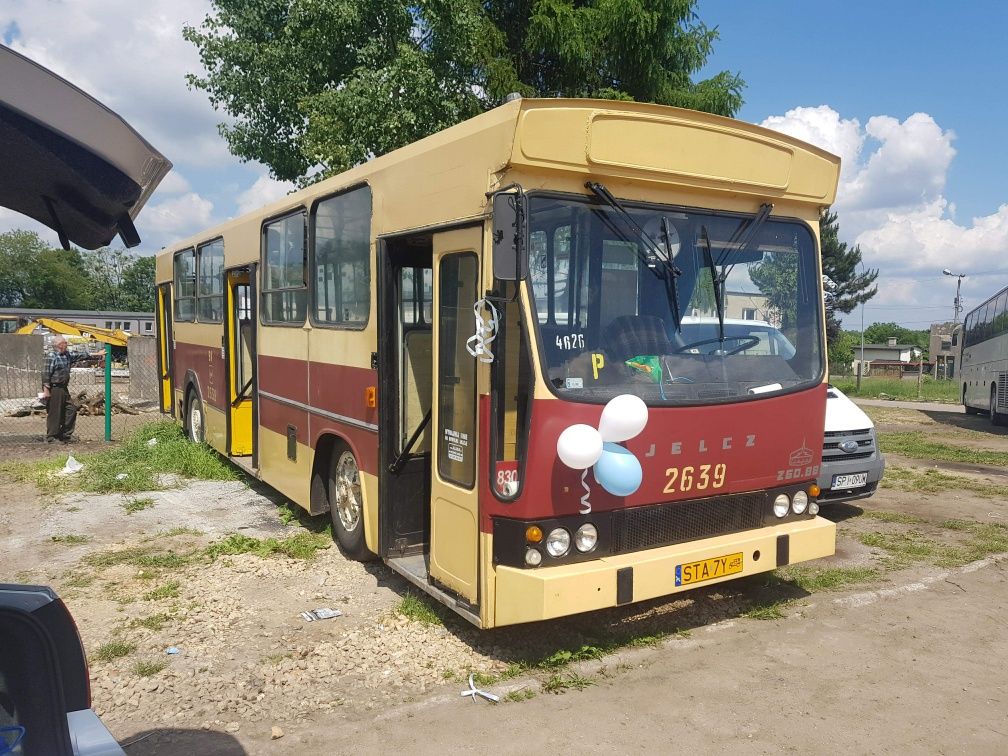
[155,98,841,628]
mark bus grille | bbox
[610,492,766,554]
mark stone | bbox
[225,721,240,733]
[271,726,284,740]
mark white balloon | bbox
[556,424,604,470]
[598,394,649,442]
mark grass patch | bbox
[831,376,959,403]
[780,565,883,592]
[133,659,168,677]
[877,432,1008,466]
[881,465,1001,499]
[51,534,89,545]
[0,421,237,495]
[143,581,180,601]
[397,593,443,625]
[742,601,788,621]
[204,532,330,561]
[129,613,172,631]
[159,527,204,537]
[262,652,293,665]
[123,496,155,514]
[93,641,136,662]
[859,531,940,567]
[861,506,927,525]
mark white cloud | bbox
[157,171,192,196]
[235,174,296,217]
[137,192,215,247]
[762,106,1006,326]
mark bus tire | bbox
[328,445,374,561]
[186,389,205,444]
[964,387,982,415]
[990,386,1005,427]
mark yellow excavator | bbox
[15,317,130,347]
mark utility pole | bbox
[943,268,966,323]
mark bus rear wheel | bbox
[328,446,374,561]
[990,386,1005,426]
[187,389,205,444]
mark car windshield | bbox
[526,193,823,405]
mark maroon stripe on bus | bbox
[172,340,227,412]
[308,361,378,427]
[258,354,309,404]
[258,392,310,444]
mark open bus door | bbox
[155,283,174,415]
[428,228,483,605]
[224,266,257,460]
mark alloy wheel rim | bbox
[190,403,202,442]
[335,452,362,532]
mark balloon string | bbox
[579,469,591,515]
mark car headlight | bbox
[545,527,571,557]
[773,494,790,518]
[574,523,598,553]
[792,490,808,514]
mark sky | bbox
[2,1,1006,330]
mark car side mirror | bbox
[491,192,528,282]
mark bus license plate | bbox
[832,472,868,489]
[675,553,743,587]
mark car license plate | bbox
[675,552,743,587]
[832,472,868,488]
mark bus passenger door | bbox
[225,267,257,458]
[155,283,174,415]
[429,228,482,604]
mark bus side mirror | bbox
[492,192,528,282]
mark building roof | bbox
[863,343,919,350]
[0,307,153,318]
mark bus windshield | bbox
[526,193,823,405]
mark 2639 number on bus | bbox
[675,552,743,587]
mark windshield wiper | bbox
[701,225,725,345]
[585,181,683,330]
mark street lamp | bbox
[942,268,966,324]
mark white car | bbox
[818,385,885,503]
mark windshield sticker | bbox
[555,333,585,351]
[591,353,605,380]
[565,377,584,390]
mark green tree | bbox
[820,208,878,348]
[81,249,156,312]
[184,0,744,184]
[863,322,929,354]
[0,230,93,309]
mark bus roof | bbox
[157,98,840,263]
[0,45,172,250]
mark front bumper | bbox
[493,516,835,627]
[818,454,886,503]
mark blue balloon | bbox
[593,442,643,497]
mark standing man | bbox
[41,337,101,443]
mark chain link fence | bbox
[0,333,161,446]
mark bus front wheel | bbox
[990,386,1005,427]
[187,389,205,444]
[328,446,374,561]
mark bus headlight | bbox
[525,548,543,567]
[545,528,571,557]
[773,494,790,518]
[574,523,598,552]
[792,491,809,514]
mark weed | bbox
[673,629,692,639]
[877,432,1008,467]
[159,527,204,537]
[831,376,958,403]
[780,565,883,592]
[93,641,136,662]
[542,671,595,693]
[505,688,537,702]
[51,534,89,545]
[143,581,180,601]
[129,613,172,631]
[538,645,607,669]
[62,573,93,588]
[742,601,787,621]
[123,496,155,514]
[470,671,497,688]
[133,659,168,677]
[262,652,293,665]
[441,669,456,681]
[625,633,667,648]
[278,502,300,525]
[397,593,442,625]
[66,506,81,513]
[859,531,940,567]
